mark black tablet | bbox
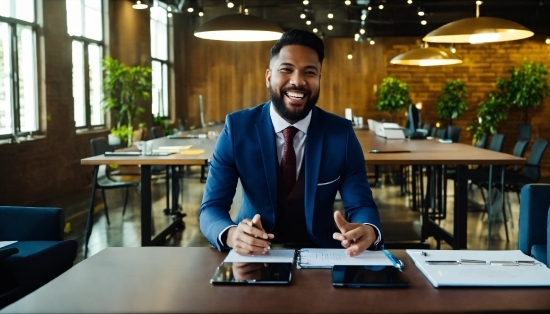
[332,265,409,288]
[210,262,292,285]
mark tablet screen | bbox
[332,265,409,288]
[210,262,292,285]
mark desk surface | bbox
[356,130,525,165]
[81,137,216,166]
[3,247,549,313]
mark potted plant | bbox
[496,61,550,124]
[102,56,152,146]
[376,76,411,122]
[467,92,509,142]
[436,79,468,126]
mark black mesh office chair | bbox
[474,133,488,148]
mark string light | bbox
[313,27,318,33]
[421,20,427,25]
[303,0,309,5]
[379,4,384,9]
[347,53,353,59]
[226,1,234,8]
[328,11,334,19]
[345,0,351,5]
[306,20,312,25]
[408,0,413,4]
[328,24,333,30]
[369,39,375,45]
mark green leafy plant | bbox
[496,61,550,124]
[467,92,509,142]
[376,76,411,121]
[110,125,133,144]
[102,56,152,146]
[436,79,468,126]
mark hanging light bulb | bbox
[421,20,427,25]
[244,7,249,15]
[188,7,194,13]
[360,28,365,35]
[546,37,550,45]
[313,27,318,33]
[345,0,351,5]
[408,0,413,4]
[354,33,360,41]
[132,0,148,9]
[418,7,425,16]
[300,13,306,19]
[226,1,234,8]
[347,53,353,60]
[328,11,334,19]
[450,43,456,53]
[328,24,333,30]
[303,0,309,5]
[306,20,312,25]
[379,4,384,9]
[369,39,375,45]
[368,6,372,10]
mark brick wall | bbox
[384,37,550,179]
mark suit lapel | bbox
[255,103,278,221]
[304,107,325,226]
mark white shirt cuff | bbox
[364,223,382,248]
[218,225,237,247]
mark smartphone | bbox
[332,265,409,288]
[210,262,292,285]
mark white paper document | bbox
[407,249,550,287]
[0,241,17,249]
[223,249,295,263]
[297,249,393,268]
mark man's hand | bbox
[332,211,376,257]
[226,214,275,255]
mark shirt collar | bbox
[269,101,312,134]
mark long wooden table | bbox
[3,247,549,313]
[355,130,525,249]
[81,136,216,247]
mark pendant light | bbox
[194,1,283,41]
[390,43,462,66]
[423,1,533,44]
[132,0,148,9]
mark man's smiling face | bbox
[266,44,321,124]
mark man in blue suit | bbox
[200,29,382,257]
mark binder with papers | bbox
[296,249,394,269]
[407,249,550,288]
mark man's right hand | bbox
[226,214,274,255]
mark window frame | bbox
[0,14,39,140]
[150,1,171,119]
[68,0,105,131]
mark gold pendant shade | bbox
[390,46,462,66]
[194,14,283,42]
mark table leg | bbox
[454,164,468,249]
[141,165,152,246]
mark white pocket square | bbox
[317,176,340,186]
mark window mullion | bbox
[83,43,91,129]
[10,22,21,135]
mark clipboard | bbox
[296,249,395,269]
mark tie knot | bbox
[283,126,299,142]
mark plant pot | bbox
[108,134,121,146]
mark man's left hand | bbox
[332,211,376,257]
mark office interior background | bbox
[0,0,549,238]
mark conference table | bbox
[355,130,525,249]
[81,135,216,247]
[2,247,549,313]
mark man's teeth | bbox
[286,91,305,99]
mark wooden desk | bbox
[81,137,216,247]
[355,130,525,249]
[3,247,549,313]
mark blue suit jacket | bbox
[199,103,382,250]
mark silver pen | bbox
[426,259,486,265]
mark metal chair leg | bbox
[101,189,110,225]
[122,186,129,217]
[85,166,99,258]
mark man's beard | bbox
[269,84,319,122]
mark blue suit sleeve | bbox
[199,116,240,250]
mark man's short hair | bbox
[270,29,325,65]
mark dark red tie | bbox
[281,126,299,189]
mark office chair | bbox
[406,105,420,132]
[434,128,447,139]
[89,138,139,222]
[0,206,77,308]
[518,184,550,266]
[86,138,140,257]
[446,125,461,143]
[474,132,488,148]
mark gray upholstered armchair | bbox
[518,184,550,267]
[0,206,77,309]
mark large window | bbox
[67,0,104,129]
[0,0,38,139]
[150,1,169,118]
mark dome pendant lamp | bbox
[423,1,533,44]
[390,43,462,66]
[194,1,283,42]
